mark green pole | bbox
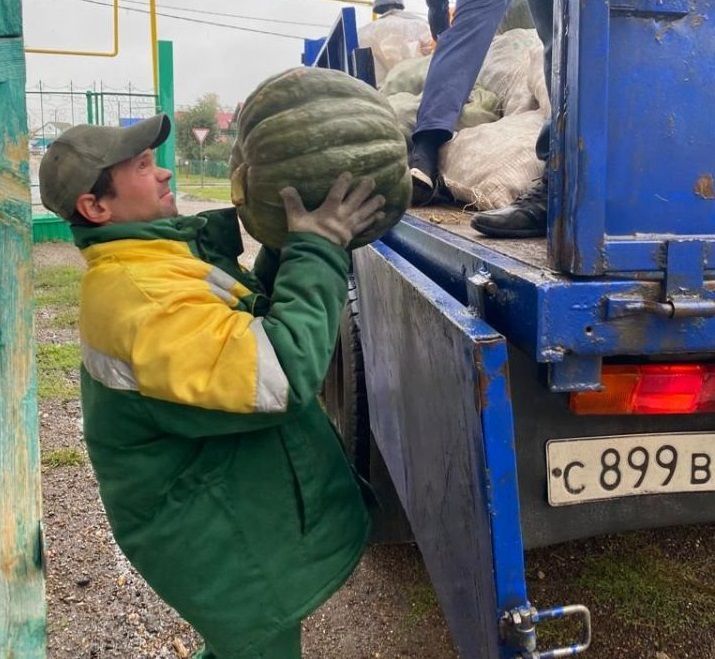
[156,40,176,194]
[0,0,47,656]
[86,90,93,124]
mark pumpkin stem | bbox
[230,163,248,206]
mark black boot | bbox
[470,177,548,238]
[409,130,449,207]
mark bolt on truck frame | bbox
[304,3,715,658]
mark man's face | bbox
[101,149,178,223]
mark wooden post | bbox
[0,0,47,656]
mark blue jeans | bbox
[413,0,553,162]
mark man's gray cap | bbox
[39,113,171,220]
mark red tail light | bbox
[570,364,715,415]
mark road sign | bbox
[192,127,210,145]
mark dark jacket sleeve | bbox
[252,245,282,296]
[197,207,282,295]
[195,207,244,272]
[260,232,349,408]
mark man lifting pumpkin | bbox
[39,67,411,659]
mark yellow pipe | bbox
[25,0,119,57]
[149,0,159,96]
[324,0,374,5]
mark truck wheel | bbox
[323,274,413,544]
[324,274,370,476]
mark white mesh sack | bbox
[358,10,433,86]
[439,110,545,210]
[386,91,421,144]
[476,28,542,116]
[379,55,432,97]
[457,86,500,129]
[386,85,499,147]
[498,0,535,33]
[527,44,550,116]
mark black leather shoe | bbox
[470,178,547,238]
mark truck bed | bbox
[408,205,551,272]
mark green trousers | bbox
[193,625,302,659]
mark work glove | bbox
[426,0,450,40]
[280,173,386,249]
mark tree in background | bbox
[175,93,220,160]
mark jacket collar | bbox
[71,215,207,250]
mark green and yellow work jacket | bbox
[71,209,371,657]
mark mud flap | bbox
[353,241,529,659]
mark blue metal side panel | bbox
[307,7,358,75]
[475,338,527,612]
[606,1,714,236]
[550,0,715,275]
[353,242,528,658]
[302,38,326,66]
[342,5,359,65]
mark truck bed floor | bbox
[408,205,551,271]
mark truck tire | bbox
[324,274,370,476]
[323,274,413,544]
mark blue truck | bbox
[305,3,715,658]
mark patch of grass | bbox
[178,174,231,203]
[530,615,581,650]
[405,583,439,627]
[34,265,82,307]
[42,447,85,468]
[37,343,81,400]
[48,307,79,330]
[180,184,232,203]
[527,529,715,655]
[577,543,715,633]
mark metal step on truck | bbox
[304,4,715,659]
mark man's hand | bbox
[426,0,450,40]
[280,173,386,249]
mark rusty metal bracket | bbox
[467,269,498,316]
[607,240,715,319]
[664,240,706,299]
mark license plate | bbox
[546,432,715,506]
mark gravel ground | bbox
[34,202,714,658]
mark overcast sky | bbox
[23,0,428,128]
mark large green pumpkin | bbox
[230,67,412,249]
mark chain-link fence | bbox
[26,81,159,218]
[177,159,232,180]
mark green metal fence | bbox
[27,40,175,242]
[178,159,231,179]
